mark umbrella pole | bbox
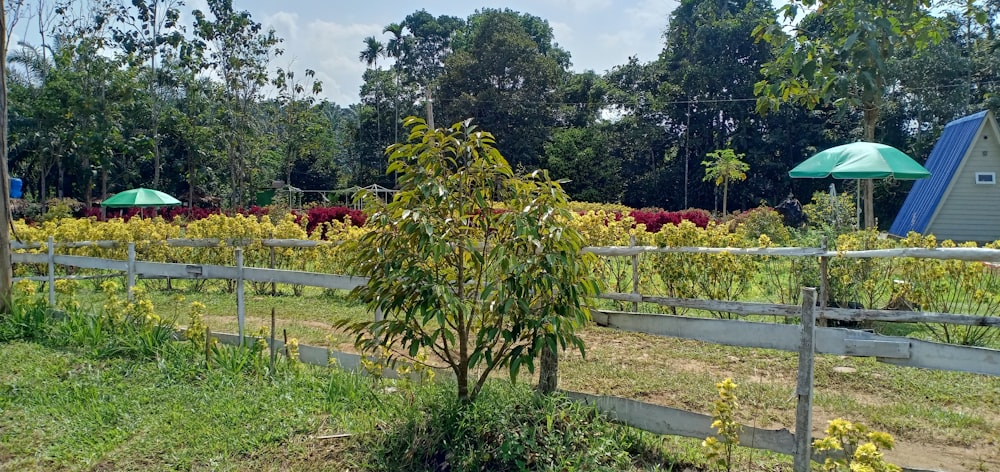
[863,178,874,229]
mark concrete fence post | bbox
[127,242,136,302]
[47,236,55,306]
[236,247,246,345]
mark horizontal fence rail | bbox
[583,244,1000,262]
[200,328,938,472]
[601,292,1000,328]
[15,238,1000,262]
[593,310,1000,376]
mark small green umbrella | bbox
[100,188,182,208]
[789,142,930,179]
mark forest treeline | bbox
[7,0,1000,223]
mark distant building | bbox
[890,110,1000,242]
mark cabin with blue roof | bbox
[890,110,1000,242]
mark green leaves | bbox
[342,118,601,402]
[755,0,943,141]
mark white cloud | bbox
[265,11,300,42]
[585,0,677,65]
[549,21,573,45]
[537,0,613,13]
[258,15,384,104]
[625,0,676,32]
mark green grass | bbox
[0,340,685,471]
[10,278,1000,470]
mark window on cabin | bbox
[975,172,996,184]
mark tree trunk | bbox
[101,167,107,201]
[39,164,47,202]
[0,1,13,313]
[537,341,558,394]
[722,180,729,216]
[188,150,195,209]
[57,161,64,198]
[863,104,879,229]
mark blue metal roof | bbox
[889,111,989,237]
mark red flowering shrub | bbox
[300,206,366,238]
[628,208,711,233]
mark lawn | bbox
[0,339,684,471]
[7,277,1000,471]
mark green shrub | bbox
[729,205,791,245]
[803,190,856,236]
[362,382,670,471]
[40,197,84,222]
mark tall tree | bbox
[193,0,282,208]
[659,0,782,210]
[603,57,677,208]
[543,127,622,203]
[437,8,569,169]
[754,0,942,228]
[270,67,324,192]
[358,35,384,69]
[111,0,185,189]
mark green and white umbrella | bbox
[100,188,182,208]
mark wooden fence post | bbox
[236,247,245,345]
[127,242,136,302]
[269,307,277,372]
[794,286,817,472]
[47,236,55,306]
[630,234,639,313]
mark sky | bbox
[187,0,681,105]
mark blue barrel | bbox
[10,178,21,198]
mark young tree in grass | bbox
[339,117,601,403]
[702,148,749,216]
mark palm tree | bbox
[7,41,54,86]
[702,148,749,216]
[383,23,405,145]
[359,36,384,69]
[359,36,386,169]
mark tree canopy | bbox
[5,0,1000,226]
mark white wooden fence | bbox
[15,238,1000,472]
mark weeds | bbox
[703,378,741,472]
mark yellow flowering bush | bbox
[653,221,758,318]
[896,232,1000,345]
[829,229,898,310]
[568,210,653,306]
[756,234,820,306]
[185,301,208,350]
[813,418,900,472]
[315,218,369,275]
[566,201,633,214]
[54,279,81,312]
